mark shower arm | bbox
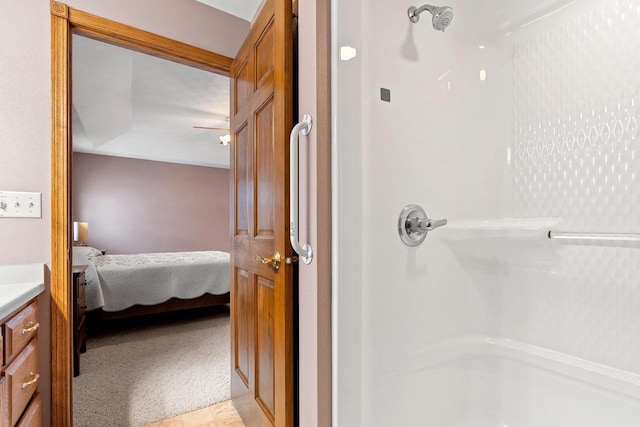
[408,4,435,23]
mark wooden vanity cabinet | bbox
[1,299,41,427]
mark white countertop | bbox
[0,263,45,320]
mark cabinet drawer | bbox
[77,277,86,305]
[78,300,87,321]
[4,302,39,363]
[5,339,39,426]
[0,377,5,427]
[76,316,86,347]
[16,393,41,427]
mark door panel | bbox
[255,96,275,239]
[235,60,253,113]
[256,276,275,420]
[235,123,250,235]
[255,22,275,87]
[230,0,294,425]
[234,268,253,387]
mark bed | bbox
[72,246,230,320]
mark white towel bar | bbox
[548,231,640,243]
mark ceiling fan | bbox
[193,118,231,145]
[192,126,229,131]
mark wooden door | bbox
[230,0,294,425]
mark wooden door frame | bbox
[50,2,232,425]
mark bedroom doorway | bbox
[51,3,238,426]
[51,1,300,426]
[69,32,234,426]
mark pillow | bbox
[72,246,103,265]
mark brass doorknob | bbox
[254,251,281,271]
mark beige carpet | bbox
[73,306,231,427]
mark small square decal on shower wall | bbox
[380,88,391,102]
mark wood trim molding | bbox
[50,3,234,426]
[68,8,232,75]
[51,2,68,18]
[50,3,71,425]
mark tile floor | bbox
[146,400,245,427]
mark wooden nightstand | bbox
[72,265,88,377]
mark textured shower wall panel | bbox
[513,1,640,229]
[510,0,640,373]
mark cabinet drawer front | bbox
[77,276,86,305]
[78,294,86,320]
[0,377,5,426]
[5,302,38,362]
[76,316,86,352]
[5,339,39,426]
[16,393,41,427]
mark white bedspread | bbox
[90,251,230,312]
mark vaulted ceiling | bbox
[194,0,263,22]
[72,35,232,168]
[71,0,266,168]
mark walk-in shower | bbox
[333,0,640,425]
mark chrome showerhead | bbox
[408,4,454,31]
[430,6,453,31]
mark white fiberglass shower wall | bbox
[332,0,640,425]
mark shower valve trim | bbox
[398,204,448,247]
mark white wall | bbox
[0,2,248,424]
[335,0,640,425]
[332,0,364,425]
[357,3,511,425]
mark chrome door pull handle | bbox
[289,114,313,264]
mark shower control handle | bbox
[417,218,447,232]
[398,204,447,246]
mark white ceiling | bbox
[72,35,231,169]
[194,0,263,22]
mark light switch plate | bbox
[0,191,42,218]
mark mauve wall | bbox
[73,153,229,254]
[297,0,332,425]
[0,2,247,425]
